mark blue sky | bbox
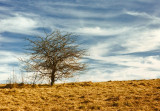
[0,0,160,83]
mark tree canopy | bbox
[23,30,86,85]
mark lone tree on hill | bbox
[23,30,86,85]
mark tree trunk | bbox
[51,70,55,86]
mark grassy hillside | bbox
[0,79,159,111]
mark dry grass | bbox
[0,79,159,111]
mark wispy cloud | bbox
[76,27,130,36]
[124,10,160,24]
[0,13,38,34]
[0,51,24,83]
[0,0,160,83]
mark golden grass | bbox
[0,79,159,111]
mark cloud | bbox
[124,10,160,23]
[1,0,160,83]
[80,55,160,82]
[76,65,159,82]
[84,27,160,57]
[0,50,26,83]
[0,35,21,43]
[0,51,23,64]
[76,27,130,36]
[87,40,160,71]
[0,64,22,83]
[122,29,160,54]
[0,13,38,34]
[84,33,160,81]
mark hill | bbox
[0,79,159,111]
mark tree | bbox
[23,30,86,86]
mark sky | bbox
[0,0,160,83]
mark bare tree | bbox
[23,30,86,86]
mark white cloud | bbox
[77,55,160,82]
[124,10,160,23]
[0,35,21,43]
[76,27,130,36]
[0,51,24,64]
[76,65,160,82]
[85,35,160,82]
[88,43,160,71]
[0,13,38,34]
[37,1,121,19]
[122,29,160,53]
[0,6,9,11]
[89,42,109,58]
[85,27,160,56]
[1,0,160,83]
[0,51,26,83]
[0,64,11,81]
[108,67,159,80]
[0,64,23,83]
